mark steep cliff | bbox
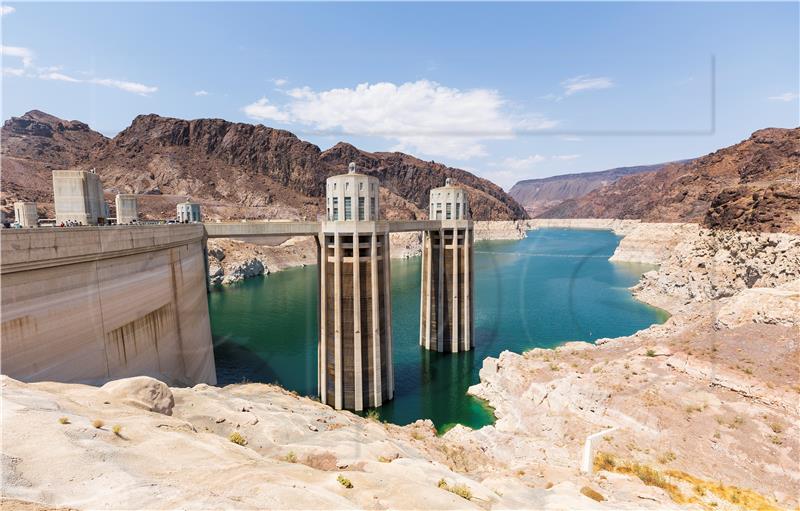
[1,111,528,221]
[538,128,800,233]
[509,162,675,216]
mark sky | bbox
[2,2,798,190]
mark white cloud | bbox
[768,92,799,102]
[0,5,16,15]
[243,97,291,122]
[552,154,581,161]
[89,78,157,95]
[494,155,546,171]
[562,75,614,96]
[243,80,555,160]
[1,45,34,67]
[194,90,209,96]
[39,71,80,82]
[271,78,289,87]
[1,42,157,96]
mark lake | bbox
[209,228,667,431]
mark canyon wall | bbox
[0,225,216,385]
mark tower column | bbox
[370,232,383,406]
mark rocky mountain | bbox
[1,111,528,221]
[509,162,676,217]
[538,128,800,234]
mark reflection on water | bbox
[209,228,667,431]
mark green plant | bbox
[366,409,380,421]
[229,431,247,446]
[769,422,783,434]
[112,424,122,436]
[549,363,560,371]
[284,451,297,463]
[337,475,353,488]
[92,419,104,429]
[645,349,656,357]
[58,417,70,425]
[770,435,782,445]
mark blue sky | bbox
[2,2,798,189]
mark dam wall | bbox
[1,225,216,386]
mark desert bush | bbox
[229,431,247,446]
[337,475,353,488]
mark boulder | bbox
[101,376,175,415]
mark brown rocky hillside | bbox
[538,128,800,234]
[1,111,527,221]
[508,162,680,217]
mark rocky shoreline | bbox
[206,220,536,285]
[450,220,800,509]
[4,220,798,510]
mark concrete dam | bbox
[1,167,474,412]
[1,224,217,386]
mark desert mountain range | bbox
[0,110,526,222]
[537,128,799,233]
[2,110,797,233]
[509,161,680,217]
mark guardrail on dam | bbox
[1,224,217,386]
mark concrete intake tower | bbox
[420,179,474,352]
[317,163,393,411]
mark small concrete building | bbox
[13,202,38,227]
[53,169,106,225]
[115,194,138,224]
[177,201,201,223]
[318,162,393,412]
[420,178,474,352]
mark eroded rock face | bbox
[713,279,800,329]
[222,258,266,285]
[632,228,800,308]
[538,128,800,234]
[100,376,175,415]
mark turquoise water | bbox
[209,228,667,430]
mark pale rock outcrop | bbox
[100,376,175,415]
[389,231,422,258]
[608,223,698,265]
[0,375,680,510]
[713,279,800,329]
[474,220,527,240]
[222,258,265,285]
[208,261,224,286]
[632,228,800,310]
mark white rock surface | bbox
[100,376,175,415]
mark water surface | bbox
[209,228,667,430]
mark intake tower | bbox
[420,178,474,352]
[318,163,393,411]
